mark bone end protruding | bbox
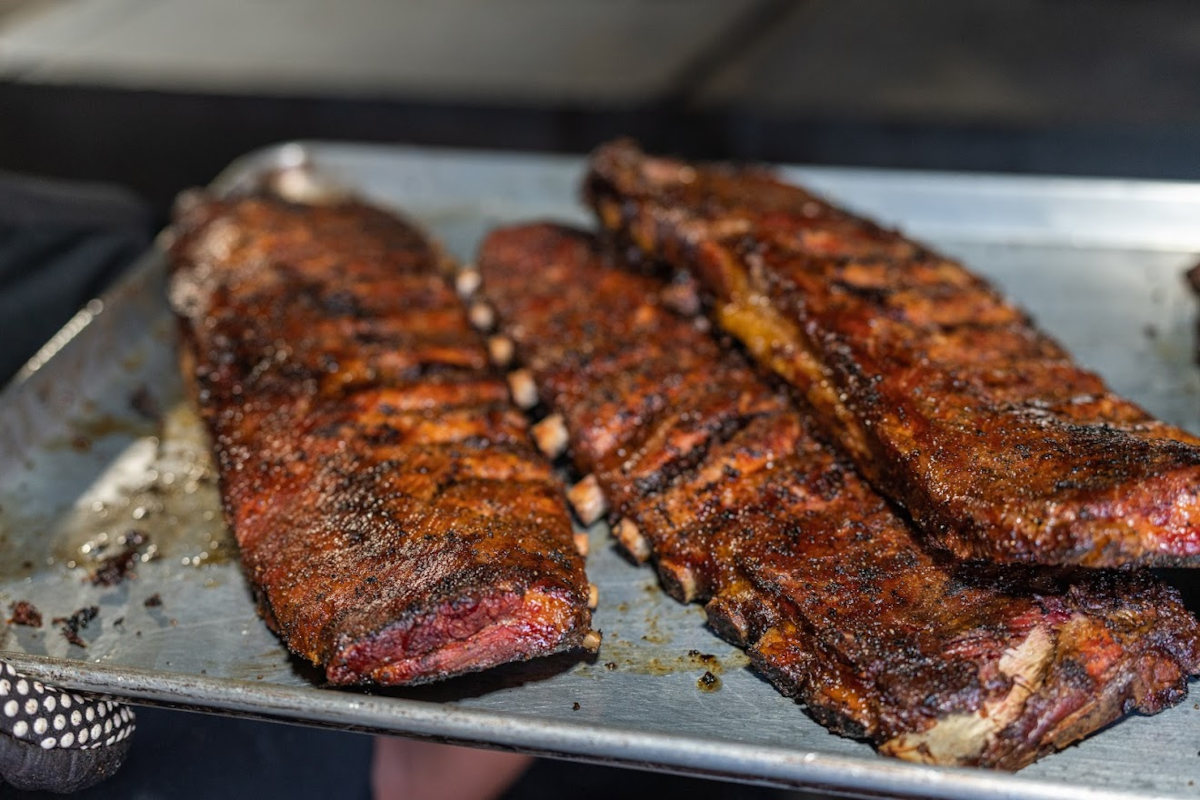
[532,413,568,459]
[658,559,700,604]
[456,267,482,298]
[487,335,514,367]
[614,518,651,563]
[468,301,496,331]
[587,584,599,610]
[507,368,538,409]
[567,475,608,526]
[581,629,603,653]
[704,593,752,647]
[573,530,590,557]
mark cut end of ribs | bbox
[878,571,1200,769]
[327,586,588,685]
[585,139,1200,568]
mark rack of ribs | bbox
[474,222,1200,769]
[585,140,1200,568]
[168,194,594,685]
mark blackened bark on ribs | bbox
[585,140,1200,568]
[477,222,1200,769]
[169,196,591,685]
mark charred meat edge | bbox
[476,222,1200,770]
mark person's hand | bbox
[373,737,532,800]
[0,660,135,792]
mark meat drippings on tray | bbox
[167,195,593,685]
[8,601,42,628]
[476,223,1200,770]
[585,140,1200,568]
[88,530,152,587]
[53,606,99,648]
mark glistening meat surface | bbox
[476,222,1200,769]
[585,141,1200,568]
[168,195,592,685]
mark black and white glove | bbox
[0,661,134,793]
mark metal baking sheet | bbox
[2,142,1199,799]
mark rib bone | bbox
[455,267,482,298]
[581,630,603,652]
[468,301,496,331]
[614,518,651,563]
[657,559,700,603]
[507,369,538,409]
[531,413,568,458]
[487,335,514,367]
[567,475,608,525]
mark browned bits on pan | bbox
[53,606,99,648]
[8,601,43,628]
[89,530,152,587]
[129,385,161,420]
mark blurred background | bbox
[2,0,1199,797]
[4,0,1200,211]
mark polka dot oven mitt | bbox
[0,661,134,792]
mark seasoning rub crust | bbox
[586,140,1200,568]
[477,222,1200,769]
[169,195,592,685]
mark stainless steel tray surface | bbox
[2,142,1199,800]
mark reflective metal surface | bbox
[1,142,1198,799]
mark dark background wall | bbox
[3,0,1200,212]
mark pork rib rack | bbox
[168,195,593,685]
[475,222,1200,770]
[585,141,1200,568]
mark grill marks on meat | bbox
[476,223,1200,770]
[585,141,1200,568]
[169,196,591,685]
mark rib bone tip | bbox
[581,629,602,652]
[572,530,590,557]
[270,167,340,205]
[487,335,514,367]
[531,413,568,458]
[456,267,482,298]
[659,560,700,603]
[567,474,608,526]
[155,228,178,251]
[615,518,651,563]
[587,584,599,610]
[468,301,496,331]
[506,368,538,409]
[172,187,208,217]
